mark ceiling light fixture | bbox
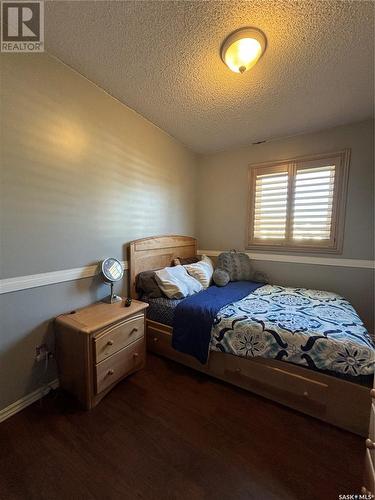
[221,27,267,74]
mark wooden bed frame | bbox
[128,235,371,436]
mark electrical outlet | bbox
[35,343,48,362]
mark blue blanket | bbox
[172,281,264,363]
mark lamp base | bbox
[102,294,122,304]
[101,282,122,304]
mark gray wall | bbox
[0,53,197,410]
[0,278,111,408]
[1,53,197,278]
[197,120,374,331]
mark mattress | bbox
[144,296,182,326]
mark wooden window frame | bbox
[246,149,350,254]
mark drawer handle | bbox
[107,340,114,346]
[370,388,375,398]
[130,328,138,334]
[365,438,375,449]
[107,369,114,376]
[153,337,159,343]
[303,391,309,397]
[133,352,139,358]
[234,368,241,373]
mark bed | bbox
[128,235,374,436]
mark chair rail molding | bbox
[0,254,373,295]
[0,261,128,294]
[198,250,375,270]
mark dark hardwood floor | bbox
[0,354,365,500]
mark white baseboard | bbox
[0,379,59,424]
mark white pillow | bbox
[201,255,214,273]
[154,265,203,299]
[184,260,213,289]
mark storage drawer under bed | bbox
[216,353,329,413]
[146,321,328,412]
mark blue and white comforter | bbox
[210,285,375,377]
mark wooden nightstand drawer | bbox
[363,448,375,496]
[366,438,375,469]
[95,338,145,394]
[94,315,144,363]
[366,403,375,467]
[370,402,375,442]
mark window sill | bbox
[246,242,342,255]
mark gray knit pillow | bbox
[212,268,230,287]
[216,251,253,281]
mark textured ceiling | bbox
[45,1,374,153]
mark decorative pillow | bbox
[173,256,200,266]
[184,260,213,289]
[154,265,203,299]
[216,251,253,281]
[135,270,164,298]
[212,268,230,287]
[200,254,214,273]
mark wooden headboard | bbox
[128,235,197,299]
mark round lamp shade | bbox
[221,28,267,74]
[101,258,123,283]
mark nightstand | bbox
[55,299,148,409]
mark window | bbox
[247,150,350,253]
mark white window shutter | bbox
[292,165,335,241]
[253,171,289,240]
